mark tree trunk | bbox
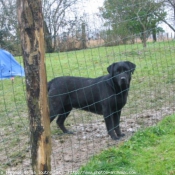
[81,22,87,49]
[53,27,57,51]
[44,21,54,53]
[17,0,51,174]
[152,28,157,42]
[141,31,147,47]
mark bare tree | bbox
[155,0,175,32]
[0,0,83,53]
[42,0,82,52]
[0,0,19,53]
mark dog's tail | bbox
[47,80,52,92]
[48,78,57,92]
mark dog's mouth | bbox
[119,80,129,89]
[120,84,128,89]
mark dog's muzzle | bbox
[120,77,128,88]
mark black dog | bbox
[48,61,136,140]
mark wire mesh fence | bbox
[0,0,175,174]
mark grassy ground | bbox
[77,114,175,175]
[0,40,175,172]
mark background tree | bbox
[0,0,82,53]
[100,0,166,47]
[0,0,20,54]
[154,0,175,32]
[42,0,82,52]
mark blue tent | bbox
[0,49,25,80]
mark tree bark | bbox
[17,0,51,174]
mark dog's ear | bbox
[125,61,136,74]
[107,63,117,76]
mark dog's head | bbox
[107,61,136,88]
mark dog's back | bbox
[48,76,105,113]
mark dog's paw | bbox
[63,129,74,134]
[117,133,125,137]
[65,130,74,135]
[110,134,119,140]
[111,136,120,140]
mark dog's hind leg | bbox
[49,101,59,123]
[56,105,73,134]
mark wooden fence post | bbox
[17,0,51,174]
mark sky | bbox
[83,0,104,14]
[72,0,104,16]
[72,0,105,31]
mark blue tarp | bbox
[0,49,25,80]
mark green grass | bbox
[0,40,175,170]
[77,114,175,175]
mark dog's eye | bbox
[117,69,121,73]
[117,70,121,74]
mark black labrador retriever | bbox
[48,61,136,140]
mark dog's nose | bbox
[121,77,126,80]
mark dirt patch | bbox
[51,106,175,175]
[6,106,175,175]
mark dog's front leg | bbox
[113,110,125,137]
[103,110,118,140]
